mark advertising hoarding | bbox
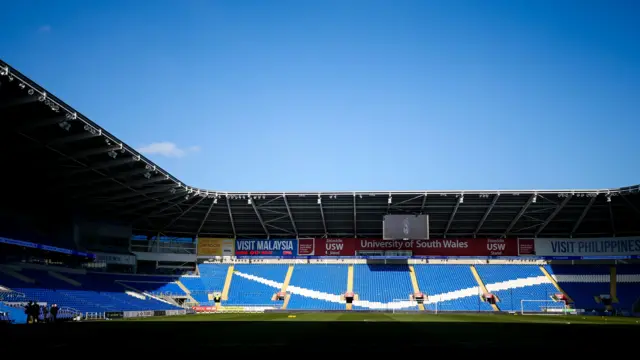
[298,238,519,256]
[235,239,298,256]
[532,237,640,257]
[197,238,235,257]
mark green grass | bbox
[125,311,640,325]
[8,312,640,352]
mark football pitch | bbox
[128,311,640,325]
[3,312,638,353]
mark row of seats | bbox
[183,264,640,312]
[0,267,182,317]
[2,264,639,322]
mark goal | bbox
[520,300,569,315]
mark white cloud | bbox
[38,25,51,33]
[138,142,200,158]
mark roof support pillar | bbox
[534,195,572,237]
[570,195,597,237]
[196,198,215,236]
[502,194,535,237]
[609,200,616,237]
[318,195,328,237]
[353,193,357,238]
[251,200,269,238]
[444,196,462,237]
[474,194,499,238]
[419,193,427,214]
[160,196,205,232]
[282,194,298,237]
[225,196,237,238]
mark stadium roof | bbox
[2,59,640,240]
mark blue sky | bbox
[1,0,639,192]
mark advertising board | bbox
[123,310,154,318]
[193,306,216,313]
[531,237,640,257]
[298,238,519,256]
[197,238,235,257]
[105,311,123,319]
[517,238,536,255]
[235,239,297,256]
[165,309,186,316]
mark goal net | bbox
[520,300,569,315]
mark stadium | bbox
[1,59,640,351]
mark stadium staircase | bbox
[222,265,234,301]
[176,280,198,305]
[49,271,82,286]
[278,265,294,309]
[470,265,500,311]
[346,264,354,310]
[539,265,573,304]
[408,266,425,311]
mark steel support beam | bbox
[15,115,67,131]
[72,145,122,159]
[122,192,187,216]
[503,194,535,237]
[318,196,328,236]
[474,194,499,237]
[353,193,357,237]
[225,196,237,238]
[620,195,640,218]
[282,194,298,236]
[63,157,137,177]
[444,197,461,236]
[74,176,170,198]
[131,194,191,222]
[570,195,597,237]
[160,196,205,232]
[609,200,616,236]
[534,195,572,237]
[47,132,98,146]
[0,95,37,109]
[251,200,269,238]
[419,193,427,214]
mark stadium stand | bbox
[353,264,415,309]
[1,59,640,327]
[477,264,558,312]
[545,265,611,310]
[414,264,492,312]
[287,264,347,310]
[225,264,289,306]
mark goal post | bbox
[520,300,568,315]
[423,301,438,314]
